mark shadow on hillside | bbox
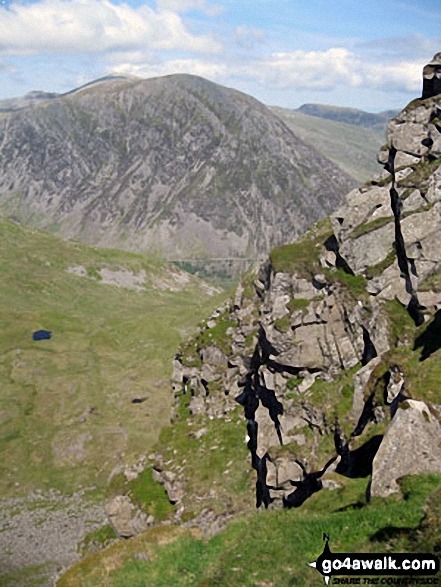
[369,525,414,543]
[414,309,441,361]
[335,500,366,513]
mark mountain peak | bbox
[63,74,143,96]
[0,73,355,266]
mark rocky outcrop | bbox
[332,59,441,323]
[423,52,441,99]
[106,495,153,538]
[115,58,440,538]
[105,462,163,538]
[370,401,441,497]
[153,56,441,522]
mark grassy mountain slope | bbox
[0,217,226,498]
[57,474,440,587]
[271,106,386,182]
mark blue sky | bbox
[0,0,439,110]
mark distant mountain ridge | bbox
[296,103,399,130]
[270,105,387,182]
[0,74,356,261]
[0,90,60,112]
[0,75,139,112]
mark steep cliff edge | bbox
[140,54,441,532]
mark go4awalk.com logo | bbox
[308,534,439,585]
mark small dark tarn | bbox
[32,330,52,341]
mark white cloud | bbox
[107,47,423,95]
[107,47,416,92]
[156,0,224,16]
[110,57,228,81]
[361,59,422,92]
[233,48,422,93]
[245,48,362,90]
[0,0,222,55]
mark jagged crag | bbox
[102,56,441,545]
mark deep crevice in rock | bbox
[235,327,285,507]
[282,456,337,508]
[361,326,378,366]
[389,185,424,326]
[352,391,376,437]
[334,431,383,479]
[324,234,354,274]
[253,452,274,509]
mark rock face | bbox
[370,401,441,497]
[151,57,441,522]
[0,74,355,261]
[106,495,153,538]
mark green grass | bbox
[156,407,253,521]
[179,308,236,367]
[0,217,226,497]
[287,297,311,313]
[419,269,441,293]
[387,336,441,407]
[179,337,203,368]
[368,174,393,187]
[286,377,303,391]
[397,159,441,188]
[270,107,384,183]
[269,218,332,277]
[328,269,368,300]
[0,564,55,587]
[409,483,441,554]
[241,271,257,301]
[56,474,441,587]
[273,315,291,332]
[347,215,393,240]
[383,299,416,346]
[272,363,366,472]
[78,524,118,557]
[287,364,362,457]
[107,467,175,522]
[364,304,441,406]
[197,309,235,355]
[131,468,176,520]
[365,249,396,280]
